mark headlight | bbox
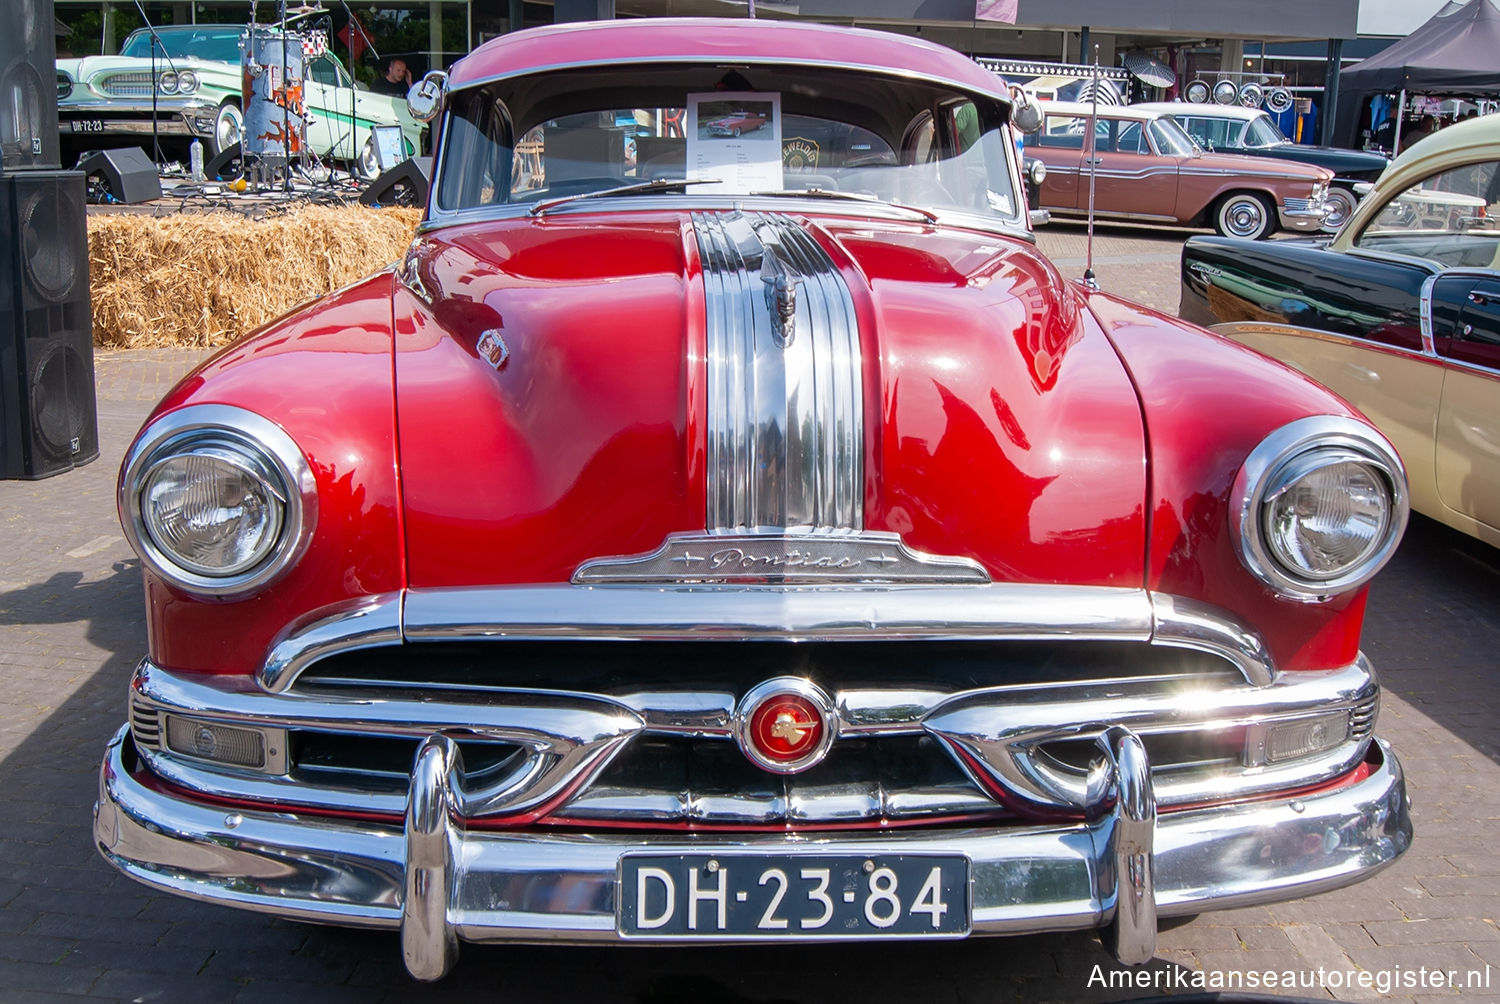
[1231,416,1408,600]
[120,404,316,596]
[141,444,284,576]
[1027,159,1047,185]
[158,70,179,94]
[177,70,198,94]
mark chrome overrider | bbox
[95,581,1412,980]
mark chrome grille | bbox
[129,697,163,751]
[1283,196,1321,213]
[1350,694,1378,739]
[99,72,156,97]
[548,734,1001,827]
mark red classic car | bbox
[1029,101,1335,239]
[705,110,767,137]
[95,18,1412,981]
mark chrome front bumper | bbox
[59,97,216,139]
[96,724,1410,980]
[1278,202,1334,232]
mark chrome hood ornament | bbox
[573,531,991,586]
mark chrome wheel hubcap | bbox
[1225,200,1264,238]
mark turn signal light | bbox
[166,716,268,769]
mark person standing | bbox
[372,57,412,96]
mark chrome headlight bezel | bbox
[119,404,317,597]
[1027,158,1047,186]
[1231,416,1409,601]
[177,70,199,94]
[158,70,180,95]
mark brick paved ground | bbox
[0,227,1496,1001]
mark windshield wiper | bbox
[529,177,723,217]
[748,187,939,224]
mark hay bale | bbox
[88,205,422,349]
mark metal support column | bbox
[1321,38,1344,146]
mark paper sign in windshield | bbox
[686,92,782,193]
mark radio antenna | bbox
[1083,44,1100,291]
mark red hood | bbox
[393,211,1146,588]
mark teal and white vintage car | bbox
[56,24,423,175]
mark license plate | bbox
[619,853,970,937]
[70,120,106,133]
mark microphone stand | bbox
[132,0,172,166]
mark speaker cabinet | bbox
[0,0,61,171]
[0,170,98,479]
[77,147,163,204]
[359,156,433,207]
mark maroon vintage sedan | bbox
[95,18,1411,981]
[1030,100,1334,239]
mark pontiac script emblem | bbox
[572,532,991,585]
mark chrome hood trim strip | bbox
[692,210,863,532]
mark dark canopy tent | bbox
[1333,0,1500,149]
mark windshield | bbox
[1244,114,1288,148]
[1149,116,1199,157]
[120,27,243,63]
[435,63,1022,227]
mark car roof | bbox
[1131,102,1267,121]
[447,18,1010,102]
[1037,100,1160,121]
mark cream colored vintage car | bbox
[1182,114,1500,547]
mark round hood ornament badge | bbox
[735,678,837,774]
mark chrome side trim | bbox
[573,531,989,585]
[96,728,1411,966]
[1151,594,1274,687]
[260,593,403,693]
[1420,272,1439,354]
[693,211,863,531]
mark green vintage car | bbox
[56,24,423,176]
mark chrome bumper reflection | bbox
[96,725,1410,980]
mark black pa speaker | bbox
[77,147,163,204]
[360,156,433,207]
[0,170,98,479]
[0,0,61,171]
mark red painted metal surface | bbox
[134,273,403,677]
[393,211,1146,588]
[394,215,706,587]
[446,18,1009,100]
[817,219,1148,587]
[1085,290,1369,671]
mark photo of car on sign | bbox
[701,102,770,138]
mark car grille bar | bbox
[99,71,156,97]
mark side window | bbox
[1116,120,1146,155]
[1178,116,1235,150]
[1035,115,1086,149]
[309,56,345,88]
[1355,160,1500,267]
